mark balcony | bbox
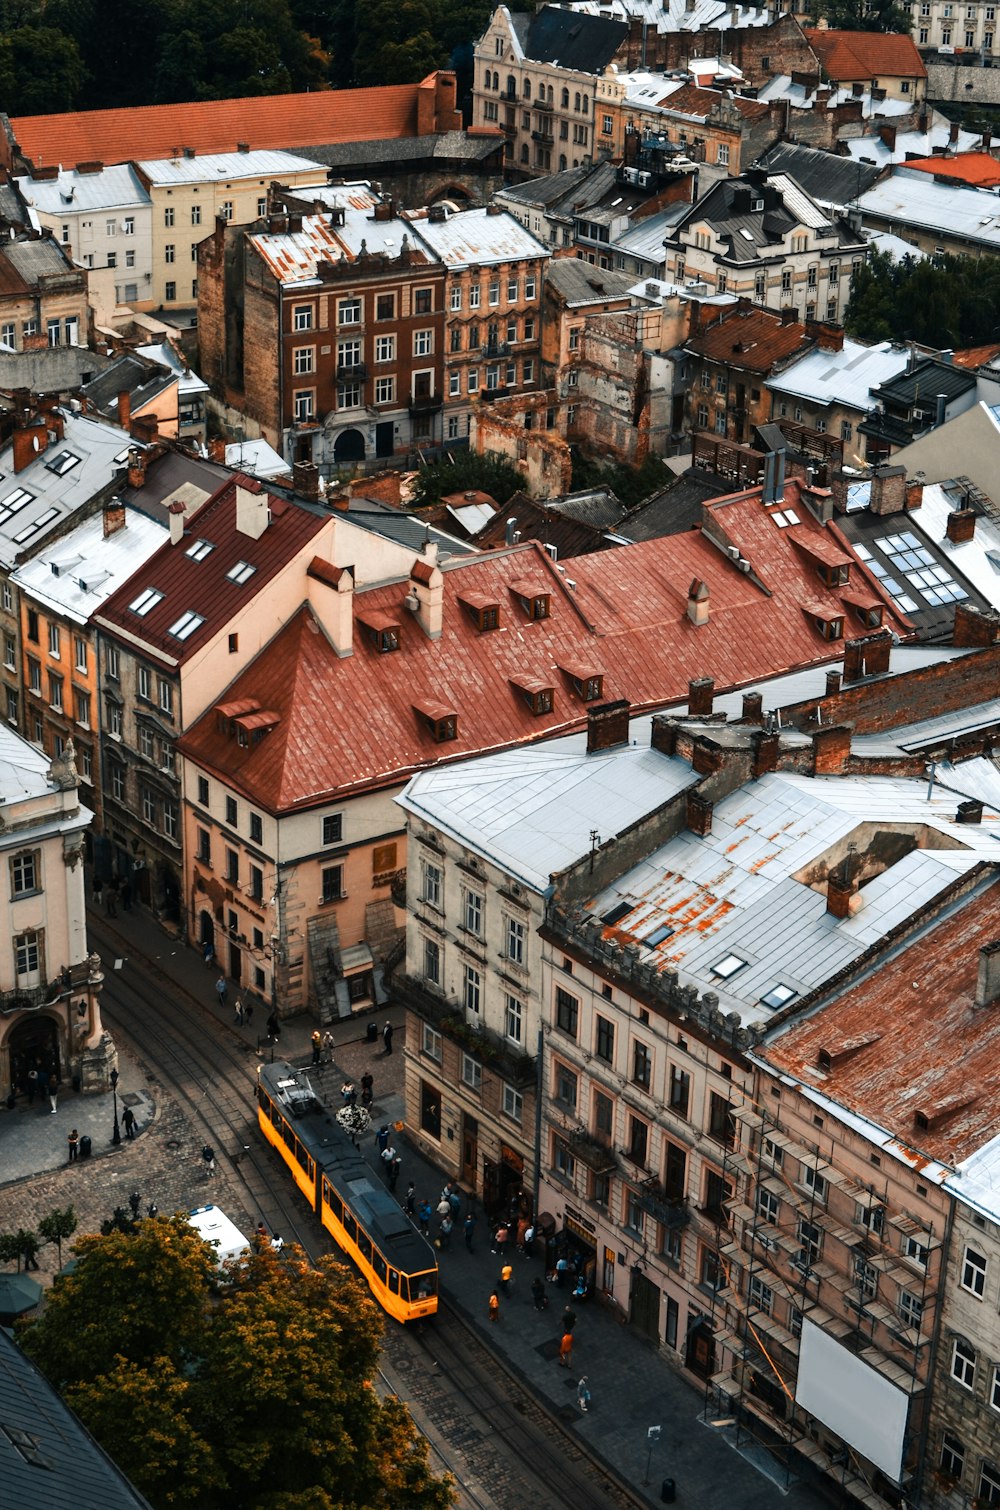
[408,394,443,417]
[535,97,553,113]
[638,1179,691,1229]
[481,341,510,358]
[336,362,367,381]
[501,86,517,101]
[0,957,94,1015]
[531,130,554,144]
[392,971,536,1086]
[567,1127,618,1175]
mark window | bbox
[293,305,313,332]
[801,1163,828,1203]
[903,1234,929,1268]
[628,1115,648,1166]
[49,672,63,711]
[414,288,432,314]
[463,963,481,1014]
[709,1092,734,1148]
[423,937,441,985]
[225,847,239,884]
[940,1433,965,1480]
[595,1015,614,1064]
[898,1290,923,1330]
[503,1085,523,1122]
[625,1189,645,1237]
[126,250,135,268]
[248,863,263,902]
[555,1061,577,1110]
[855,1255,878,1303]
[669,1065,690,1117]
[321,865,343,904]
[749,1275,773,1316]
[952,1336,976,1389]
[293,390,314,423]
[992,1364,1000,1413]
[15,931,39,982]
[322,813,343,846]
[223,795,237,827]
[219,201,233,222]
[138,665,151,701]
[108,704,122,738]
[338,298,361,325]
[293,346,314,375]
[962,1245,987,1296]
[376,293,396,321]
[700,1247,724,1291]
[165,281,176,302]
[375,377,395,405]
[756,1187,780,1225]
[501,991,522,1043]
[11,851,38,896]
[797,1217,821,1268]
[717,143,730,167]
[165,243,175,264]
[633,1040,651,1089]
[375,335,395,363]
[556,986,579,1037]
[421,859,441,907]
[422,1023,441,1061]
[470,283,481,310]
[463,888,483,936]
[168,611,204,640]
[139,725,154,760]
[75,689,90,727]
[109,761,125,801]
[2,634,13,671]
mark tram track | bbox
[90,917,651,1510]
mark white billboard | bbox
[795,1319,909,1482]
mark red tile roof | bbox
[905,152,1000,188]
[94,475,329,663]
[10,85,426,171]
[952,341,1000,370]
[761,875,1000,1166]
[658,84,770,124]
[686,305,813,375]
[805,28,926,81]
[177,519,911,814]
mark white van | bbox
[188,1204,251,1268]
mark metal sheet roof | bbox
[17,162,149,214]
[137,149,326,184]
[404,206,549,269]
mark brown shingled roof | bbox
[686,305,814,375]
[657,84,770,124]
[805,28,926,81]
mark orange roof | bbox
[11,84,425,171]
[686,305,813,375]
[905,152,1000,188]
[805,28,926,81]
[658,84,769,124]
[761,876,1000,1167]
[176,515,911,813]
[952,341,1000,370]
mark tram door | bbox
[461,1115,478,1190]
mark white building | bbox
[17,163,153,313]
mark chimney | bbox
[813,724,852,775]
[237,141,250,153]
[103,497,126,538]
[825,669,842,697]
[130,413,158,444]
[408,545,443,640]
[373,198,395,222]
[293,460,320,501]
[127,446,148,489]
[168,500,186,545]
[946,507,976,544]
[688,676,715,716]
[117,389,131,429]
[826,856,857,918]
[975,940,1000,1008]
[741,690,763,722]
[235,482,269,540]
[956,799,984,825]
[687,578,710,626]
[686,790,713,836]
[879,123,897,153]
[869,464,906,515]
[950,120,960,145]
[751,730,780,778]
[905,478,924,511]
[183,146,196,159]
[953,602,1000,646]
[12,420,48,473]
[587,699,631,753]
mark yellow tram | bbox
[257,1059,438,1323]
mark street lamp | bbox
[110,1067,121,1145]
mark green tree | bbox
[817,0,911,29]
[0,1232,22,1268]
[409,450,525,508]
[0,27,86,113]
[38,1206,78,1270]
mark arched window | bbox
[547,84,554,103]
[582,95,589,114]
[523,78,531,99]
[574,91,581,111]
[559,154,567,171]
[521,144,529,164]
[562,87,569,107]
[507,74,516,95]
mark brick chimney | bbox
[408,544,443,640]
[130,413,158,444]
[869,464,906,516]
[117,389,131,429]
[826,856,857,918]
[751,730,780,778]
[127,446,148,489]
[587,699,631,753]
[905,478,924,511]
[293,460,320,501]
[956,799,984,825]
[687,578,710,626]
[975,940,1000,1008]
[688,676,715,716]
[741,690,763,722]
[946,507,976,544]
[12,419,48,473]
[952,602,1000,646]
[103,497,126,538]
[813,724,852,775]
[879,123,897,153]
[825,669,842,697]
[686,790,713,836]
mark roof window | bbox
[760,983,797,1009]
[227,560,257,585]
[771,508,800,527]
[602,901,632,927]
[509,675,553,715]
[712,953,747,979]
[509,577,550,620]
[458,592,500,632]
[13,507,58,542]
[643,923,674,948]
[356,606,401,652]
[129,587,164,616]
[414,699,459,743]
[186,538,214,560]
[0,487,33,520]
[168,610,205,640]
[45,449,81,475]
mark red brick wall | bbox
[779,644,1000,735]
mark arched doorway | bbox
[334,428,365,464]
[7,1013,61,1098]
[198,909,215,962]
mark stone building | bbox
[0,234,89,355]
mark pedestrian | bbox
[234,997,245,1026]
[27,1068,37,1104]
[92,873,102,905]
[22,1234,40,1271]
[203,939,215,967]
[499,1261,514,1295]
[558,1331,574,1369]
[439,1214,453,1249]
[48,1078,59,1114]
[577,1377,591,1413]
[404,1182,416,1216]
[516,1216,529,1252]
[271,1233,284,1252]
[556,1255,571,1287]
[436,1195,451,1223]
[573,1272,589,1301]
[322,1029,335,1060]
[67,1127,79,1162]
[311,1030,321,1065]
[255,1221,268,1247]
[361,1071,373,1107]
[380,1141,396,1175]
[244,999,254,1026]
[376,1124,390,1155]
[562,1304,577,1334]
[493,1223,509,1256]
[201,1144,216,1174]
[418,1199,432,1236]
[448,1187,462,1219]
[382,1020,394,1055]
[105,880,117,916]
[464,1213,476,1252]
[215,975,227,1008]
[123,1105,136,1139]
[388,1156,401,1192]
[531,1276,548,1311]
[523,1222,535,1257]
[266,1012,280,1041]
[488,1290,500,1324]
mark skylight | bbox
[129,588,164,616]
[0,487,34,522]
[772,509,800,527]
[227,560,257,585]
[186,539,214,561]
[12,506,59,543]
[643,924,674,948]
[44,449,81,476]
[168,610,205,640]
[874,530,967,608]
[601,901,633,927]
[712,953,747,979]
[760,983,797,1009]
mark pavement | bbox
[0,892,831,1510]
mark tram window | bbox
[324,1181,342,1221]
[398,1275,410,1302]
[372,1251,387,1282]
[357,1230,372,1263]
[343,1212,356,1243]
[414,1270,437,1299]
[387,1268,399,1294]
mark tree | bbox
[0,27,86,113]
[19,1223,455,1510]
[409,451,525,509]
[38,1206,78,1270]
[0,1232,22,1268]
[816,0,911,29]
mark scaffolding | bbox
[703,1099,938,1510]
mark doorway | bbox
[631,1270,661,1342]
[686,1318,716,1379]
[8,1014,60,1097]
[228,940,241,982]
[461,1114,478,1190]
[334,428,365,464]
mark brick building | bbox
[0,235,89,356]
[683,303,816,445]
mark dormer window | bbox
[510,676,553,715]
[509,578,550,620]
[814,614,843,641]
[818,563,850,588]
[357,607,401,652]
[414,699,459,743]
[559,658,605,701]
[458,592,500,632]
[376,627,399,652]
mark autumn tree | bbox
[37,1206,78,1270]
[19,1219,454,1510]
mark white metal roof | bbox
[0,721,58,803]
[224,438,289,479]
[17,163,149,215]
[857,167,1000,251]
[866,227,928,264]
[404,206,549,269]
[564,0,770,34]
[765,338,910,409]
[946,1128,1000,1222]
[135,343,209,397]
[844,123,980,170]
[907,472,1000,612]
[11,507,166,626]
[138,150,327,185]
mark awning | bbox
[340,943,373,976]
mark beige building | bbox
[0,730,111,1100]
[135,149,328,317]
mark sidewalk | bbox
[4,896,827,1509]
